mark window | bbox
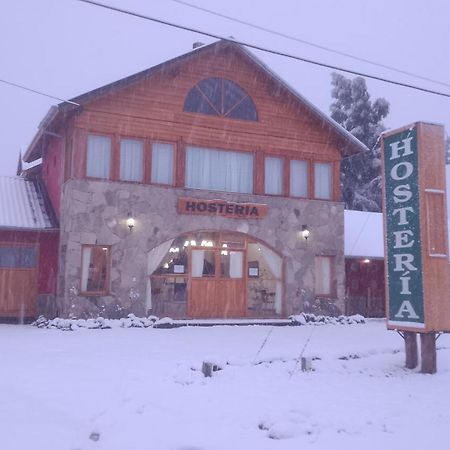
[81,245,110,294]
[247,243,283,314]
[151,143,174,185]
[120,139,143,182]
[191,249,216,277]
[220,250,243,278]
[0,246,37,268]
[86,134,111,179]
[186,146,253,194]
[184,78,257,121]
[314,162,332,200]
[315,256,334,296]
[290,160,308,197]
[265,157,283,195]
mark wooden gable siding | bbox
[66,45,343,200]
[73,46,342,157]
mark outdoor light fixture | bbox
[363,258,371,264]
[301,225,310,240]
[126,214,135,232]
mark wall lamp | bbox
[126,213,135,232]
[301,225,310,240]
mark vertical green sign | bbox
[383,127,425,328]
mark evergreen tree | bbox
[330,73,389,211]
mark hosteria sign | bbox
[383,126,424,329]
[382,122,450,332]
[178,197,267,219]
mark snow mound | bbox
[32,313,366,330]
[32,314,157,330]
[290,313,365,325]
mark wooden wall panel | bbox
[417,123,450,332]
[0,269,37,317]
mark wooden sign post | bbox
[381,122,450,373]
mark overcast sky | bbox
[1,0,450,176]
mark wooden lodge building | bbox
[1,40,370,320]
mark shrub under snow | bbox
[32,312,365,331]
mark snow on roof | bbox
[344,210,384,259]
[346,166,450,259]
[0,176,56,230]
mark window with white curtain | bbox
[151,143,174,185]
[315,256,333,296]
[120,139,144,182]
[314,162,332,199]
[86,134,111,179]
[81,245,110,294]
[264,157,283,195]
[186,146,253,194]
[290,160,308,197]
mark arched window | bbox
[183,78,257,121]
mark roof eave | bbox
[23,105,60,163]
[237,45,368,155]
[0,225,59,232]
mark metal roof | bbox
[0,176,57,230]
[344,210,384,259]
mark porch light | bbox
[301,225,310,240]
[363,258,371,264]
[126,214,135,232]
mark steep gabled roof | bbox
[24,40,367,162]
[0,176,58,230]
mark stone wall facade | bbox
[57,179,345,319]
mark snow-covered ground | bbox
[1,320,449,450]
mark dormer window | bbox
[184,78,257,121]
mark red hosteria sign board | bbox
[178,198,267,219]
[381,122,450,333]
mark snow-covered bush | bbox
[32,313,365,330]
[290,312,365,326]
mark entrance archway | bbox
[148,231,283,319]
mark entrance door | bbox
[188,236,246,318]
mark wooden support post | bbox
[202,362,214,377]
[301,357,312,371]
[404,332,418,369]
[420,333,437,374]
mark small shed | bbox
[0,175,58,321]
[344,210,385,317]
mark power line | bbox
[77,0,450,100]
[170,0,450,90]
[0,78,80,106]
